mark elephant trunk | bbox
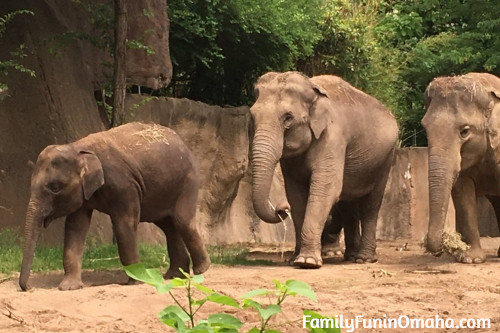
[19,199,45,291]
[251,126,283,223]
[426,147,460,253]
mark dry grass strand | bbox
[133,124,169,145]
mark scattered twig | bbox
[2,308,25,325]
[87,256,119,262]
[341,265,363,270]
[372,269,395,278]
[0,275,15,284]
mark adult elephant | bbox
[422,72,500,263]
[19,122,210,291]
[250,71,398,268]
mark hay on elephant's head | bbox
[426,74,486,102]
[421,229,470,258]
[133,124,169,145]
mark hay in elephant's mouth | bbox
[133,124,169,145]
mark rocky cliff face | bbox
[123,96,293,245]
[0,0,173,244]
[0,1,498,248]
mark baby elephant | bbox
[19,122,210,291]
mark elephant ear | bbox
[78,150,105,200]
[309,84,332,140]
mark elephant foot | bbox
[321,244,344,257]
[164,265,190,279]
[458,248,485,264]
[293,251,323,269]
[497,246,500,258]
[355,250,378,264]
[58,276,84,291]
[193,258,211,275]
[343,252,356,262]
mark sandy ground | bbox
[1,239,500,333]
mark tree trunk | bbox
[111,0,127,127]
[110,0,127,244]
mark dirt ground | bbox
[1,239,500,333]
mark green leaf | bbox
[265,330,283,333]
[240,289,269,299]
[246,329,260,333]
[178,267,191,279]
[158,309,188,332]
[285,280,317,302]
[124,263,163,286]
[273,280,286,292]
[302,310,340,333]
[192,274,204,284]
[207,293,240,308]
[188,322,213,333]
[194,283,214,294]
[156,283,174,294]
[159,305,190,323]
[258,304,282,320]
[192,298,208,307]
[207,313,243,328]
[170,278,188,287]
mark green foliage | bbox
[166,0,322,105]
[0,10,35,99]
[0,229,272,276]
[124,263,331,333]
[374,0,500,146]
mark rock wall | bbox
[0,0,173,244]
[1,90,499,246]
[123,96,293,245]
[0,0,497,246]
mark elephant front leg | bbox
[281,168,309,265]
[294,169,343,269]
[59,209,92,291]
[453,177,485,263]
[111,206,142,284]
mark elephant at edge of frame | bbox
[422,72,500,263]
[249,71,398,268]
[19,122,211,291]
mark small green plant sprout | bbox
[125,263,242,332]
[124,263,340,333]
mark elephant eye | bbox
[48,181,64,193]
[283,112,294,128]
[460,126,471,139]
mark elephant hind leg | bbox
[337,201,360,262]
[452,177,484,263]
[321,205,344,257]
[355,161,393,264]
[485,195,500,258]
[172,171,211,275]
[157,217,190,279]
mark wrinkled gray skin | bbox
[321,202,361,260]
[423,72,500,263]
[19,122,210,291]
[250,71,398,268]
